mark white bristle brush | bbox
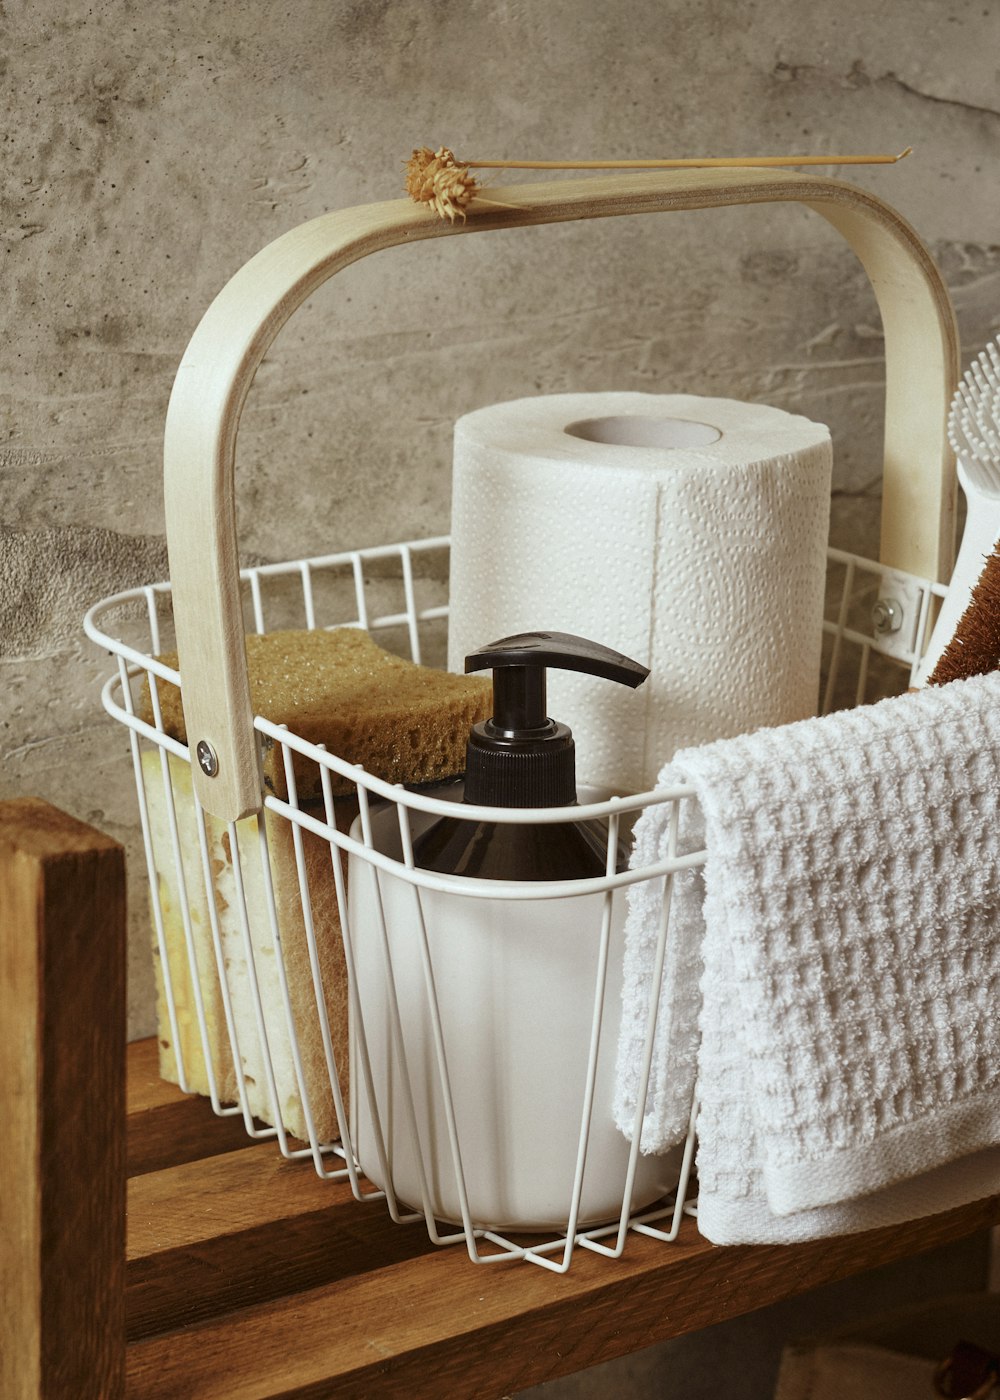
[913,332,1000,685]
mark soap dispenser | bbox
[348,628,680,1233]
[413,631,650,880]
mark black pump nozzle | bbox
[462,631,649,808]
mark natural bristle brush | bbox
[915,331,1000,685]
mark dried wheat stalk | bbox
[404,146,912,221]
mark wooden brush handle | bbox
[163,167,959,821]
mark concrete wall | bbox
[3,0,997,1050]
[4,0,998,1030]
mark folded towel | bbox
[615,672,1000,1243]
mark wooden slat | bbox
[126,1143,434,1339]
[0,799,126,1400]
[127,1038,256,1176]
[125,1192,1000,1399]
[123,997,1000,1396]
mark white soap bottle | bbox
[348,632,680,1231]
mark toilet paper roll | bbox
[447,392,832,794]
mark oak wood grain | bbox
[124,1192,1000,1399]
[0,798,126,1400]
[126,1136,434,1339]
[127,1037,257,1176]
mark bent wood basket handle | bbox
[164,167,959,822]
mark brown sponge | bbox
[144,626,491,798]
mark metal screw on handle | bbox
[196,740,219,778]
[872,597,904,635]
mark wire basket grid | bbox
[84,533,944,1272]
[84,167,962,1272]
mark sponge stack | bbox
[142,627,490,1144]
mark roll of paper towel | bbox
[447,392,832,794]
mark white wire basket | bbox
[84,170,961,1271]
[84,536,945,1271]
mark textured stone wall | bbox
[3,0,998,1036]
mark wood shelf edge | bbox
[125,1193,1000,1399]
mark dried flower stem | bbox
[404,146,479,222]
[461,148,912,170]
[405,146,913,223]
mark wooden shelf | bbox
[124,1059,1000,1398]
[4,799,999,1398]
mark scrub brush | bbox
[927,541,1000,684]
[924,334,1000,683]
[916,333,1000,685]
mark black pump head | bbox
[462,631,649,808]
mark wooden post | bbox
[0,799,126,1399]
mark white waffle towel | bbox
[615,673,1000,1243]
